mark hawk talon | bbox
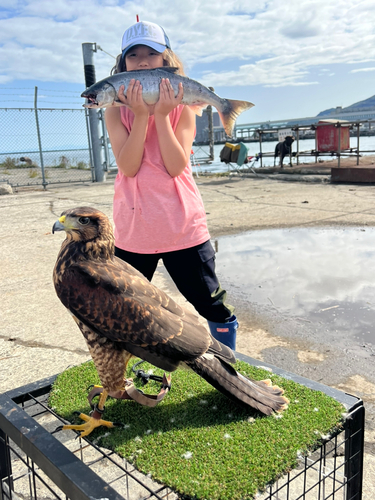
[112,421,125,428]
[59,412,117,438]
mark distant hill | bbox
[317,95,375,117]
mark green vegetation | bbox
[0,157,18,169]
[0,157,37,169]
[76,160,89,170]
[50,360,345,500]
[28,169,38,178]
[0,155,90,171]
[54,155,70,168]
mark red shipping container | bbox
[316,119,350,152]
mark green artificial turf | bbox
[49,360,345,500]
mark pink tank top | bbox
[113,105,210,254]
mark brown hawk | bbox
[53,207,288,437]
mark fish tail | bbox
[218,99,254,138]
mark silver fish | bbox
[81,67,254,137]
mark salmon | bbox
[81,67,254,137]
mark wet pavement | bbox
[215,227,375,345]
[214,227,375,424]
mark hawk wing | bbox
[55,255,216,371]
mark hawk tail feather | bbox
[186,355,289,416]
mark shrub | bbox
[28,169,38,178]
[76,161,89,170]
[0,157,18,169]
[56,156,70,168]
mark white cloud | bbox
[0,0,374,89]
[265,81,319,88]
[351,67,375,73]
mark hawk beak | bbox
[52,215,66,234]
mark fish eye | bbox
[78,217,90,225]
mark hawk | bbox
[53,207,288,437]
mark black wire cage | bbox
[0,353,365,500]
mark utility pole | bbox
[82,43,106,182]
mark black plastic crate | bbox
[0,354,364,500]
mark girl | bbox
[105,20,238,349]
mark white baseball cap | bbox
[121,21,171,55]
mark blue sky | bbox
[1,0,375,124]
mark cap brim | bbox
[122,41,166,55]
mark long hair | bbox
[111,48,186,76]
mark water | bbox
[3,134,374,177]
[215,227,375,345]
[192,135,375,174]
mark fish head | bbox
[81,81,117,108]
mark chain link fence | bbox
[0,107,113,188]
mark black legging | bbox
[115,240,234,323]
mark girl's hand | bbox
[118,81,149,117]
[155,79,183,116]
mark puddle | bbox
[215,228,375,345]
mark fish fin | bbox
[189,103,208,116]
[218,99,254,138]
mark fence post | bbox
[100,109,111,173]
[357,122,360,166]
[337,122,341,168]
[345,404,365,499]
[207,87,215,162]
[82,43,106,182]
[259,130,263,168]
[34,87,47,189]
[0,429,13,500]
[296,127,300,165]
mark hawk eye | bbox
[78,217,90,225]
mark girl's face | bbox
[125,45,164,71]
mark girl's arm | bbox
[104,80,149,177]
[154,79,195,178]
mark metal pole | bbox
[357,122,360,166]
[345,404,365,500]
[84,108,95,182]
[82,42,106,182]
[207,87,215,162]
[100,109,111,173]
[34,87,47,189]
[337,123,341,168]
[204,106,214,161]
[259,131,263,168]
[296,127,300,165]
[0,429,13,499]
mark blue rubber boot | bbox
[207,315,238,350]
